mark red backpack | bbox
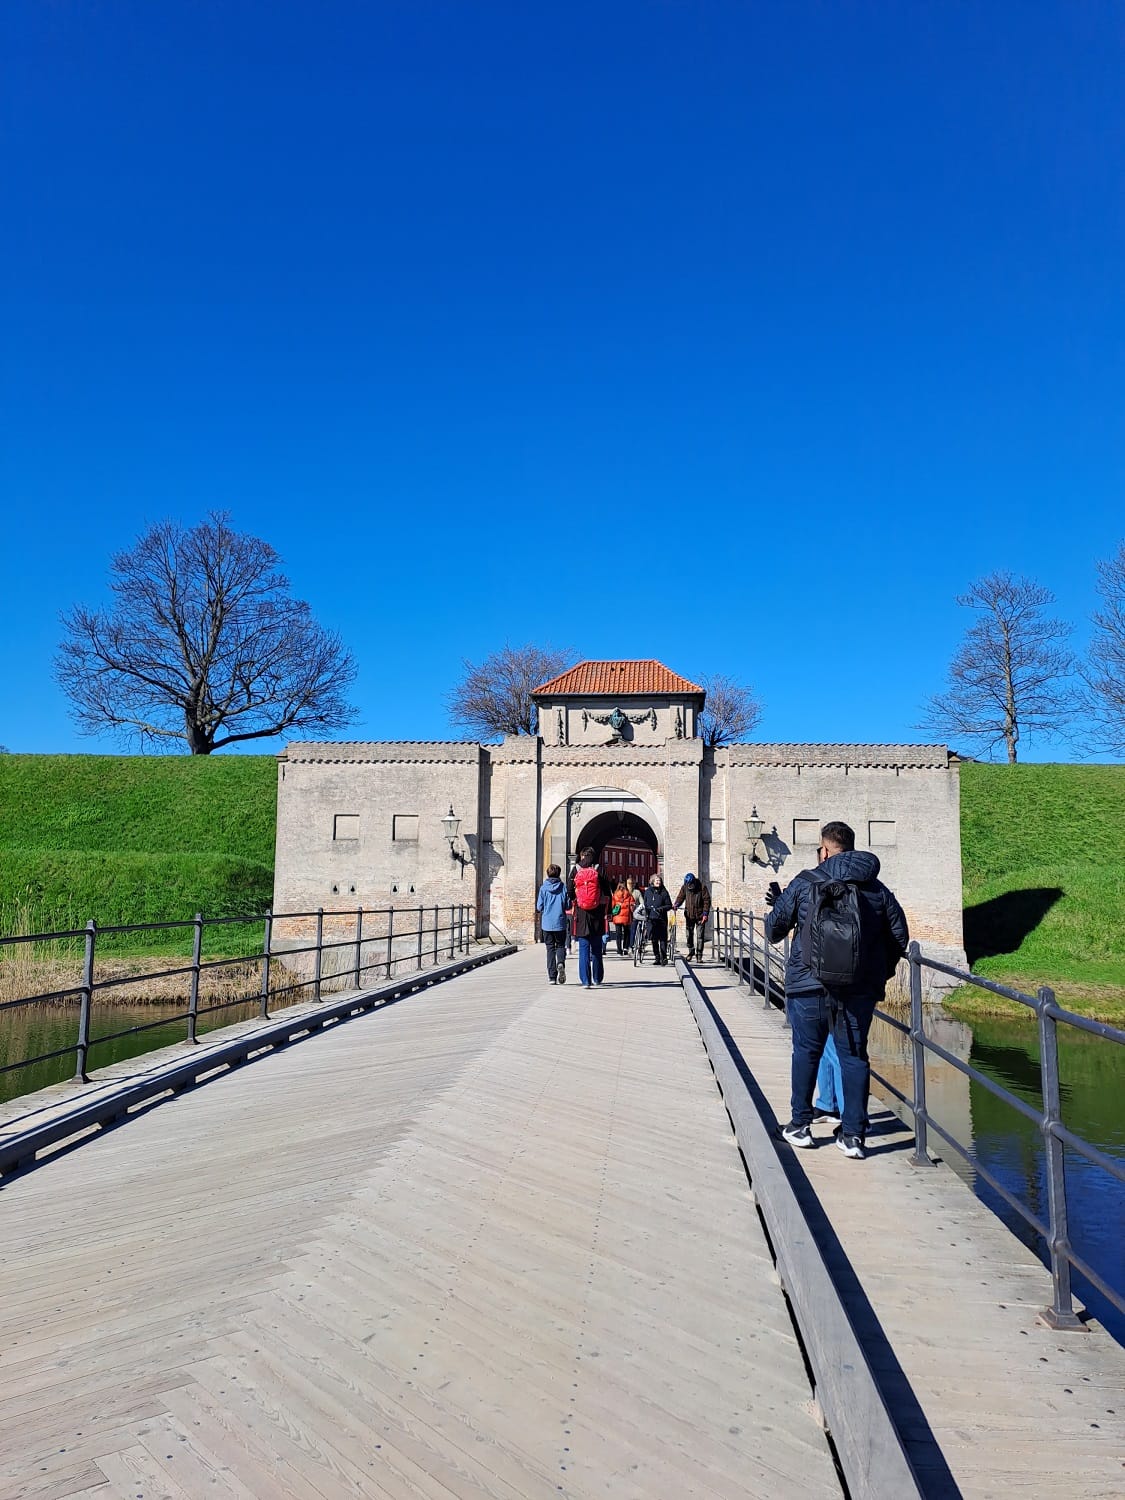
[574,866,602,911]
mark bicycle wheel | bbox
[633,923,648,965]
[668,924,677,962]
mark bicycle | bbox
[632,913,650,965]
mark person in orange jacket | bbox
[610,878,634,955]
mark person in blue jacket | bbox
[536,864,570,985]
[764,821,908,1160]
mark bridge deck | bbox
[696,965,1125,1500]
[0,948,838,1500]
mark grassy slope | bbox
[957,762,1125,1019]
[0,756,1121,1008]
[0,755,277,944]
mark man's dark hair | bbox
[546,863,561,878]
[578,846,596,866]
[821,820,855,851]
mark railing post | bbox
[416,907,424,970]
[907,941,932,1167]
[314,907,324,1002]
[1037,985,1085,1330]
[353,907,364,990]
[432,906,439,965]
[260,909,273,1018]
[737,910,745,986]
[187,912,203,1045]
[74,920,96,1082]
[386,907,395,979]
[763,927,773,1010]
[448,904,455,960]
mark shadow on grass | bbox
[964,886,1063,965]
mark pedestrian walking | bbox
[610,879,634,955]
[627,878,645,951]
[765,821,908,1160]
[672,873,711,960]
[567,848,614,988]
[535,863,570,985]
[643,874,674,966]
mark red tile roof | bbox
[532,660,705,697]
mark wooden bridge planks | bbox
[0,948,838,1499]
[698,966,1125,1500]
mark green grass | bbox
[0,755,277,952]
[954,762,1125,1021]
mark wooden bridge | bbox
[1,947,1121,1499]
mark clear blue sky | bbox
[2,2,1122,758]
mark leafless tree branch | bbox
[55,512,358,753]
[698,675,764,746]
[446,643,573,739]
[1081,540,1125,754]
[919,570,1075,762]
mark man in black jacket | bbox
[673,873,711,960]
[764,820,908,1160]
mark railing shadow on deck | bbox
[709,907,1125,1335]
[681,972,961,1500]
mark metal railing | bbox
[0,904,475,1092]
[711,907,1125,1331]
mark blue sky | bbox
[2,1,1122,758]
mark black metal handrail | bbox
[710,906,1125,1331]
[0,903,476,1089]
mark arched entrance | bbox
[573,809,658,885]
[541,788,662,884]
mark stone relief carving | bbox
[582,706,657,741]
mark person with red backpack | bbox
[566,847,614,988]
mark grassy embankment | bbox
[1,754,1121,1020]
[955,762,1125,1023]
[0,754,277,958]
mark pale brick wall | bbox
[274,735,965,988]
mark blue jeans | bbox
[577,936,604,986]
[789,991,876,1140]
[814,1035,844,1114]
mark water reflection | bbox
[0,999,264,1104]
[868,1009,1125,1347]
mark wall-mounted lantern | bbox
[441,805,462,849]
[745,807,766,866]
[441,805,470,875]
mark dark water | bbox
[0,998,264,1103]
[868,1010,1125,1347]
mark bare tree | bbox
[447,643,572,739]
[921,571,1074,762]
[698,675,764,746]
[56,513,357,754]
[1084,540,1125,753]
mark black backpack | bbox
[801,868,870,987]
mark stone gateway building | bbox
[274,659,966,972]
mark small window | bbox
[333,814,359,841]
[869,820,897,847]
[393,814,419,842]
[793,819,820,845]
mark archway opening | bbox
[574,809,659,886]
